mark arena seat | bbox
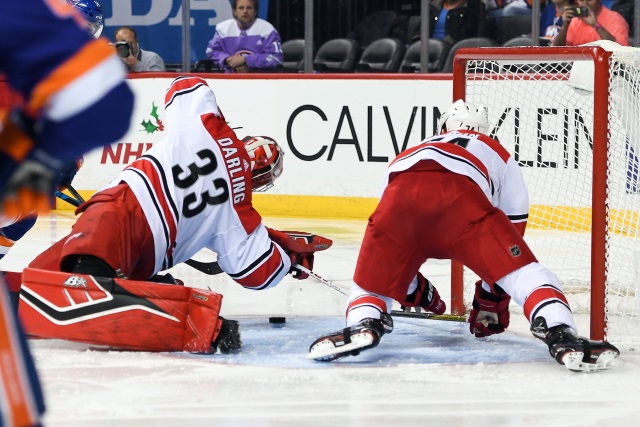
[400,39,450,73]
[313,38,360,73]
[281,39,305,72]
[441,37,499,73]
[355,38,405,72]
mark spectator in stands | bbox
[551,0,629,46]
[541,0,570,43]
[429,0,483,46]
[114,26,166,72]
[484,0,539,27]
[602,0,634,36]
[205,0,283,73]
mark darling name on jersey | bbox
[216,137,248,204]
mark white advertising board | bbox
[72,75,454,200]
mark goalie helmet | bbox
[68,0,104,38]
[437,99,489,135]
[243,136,284,192]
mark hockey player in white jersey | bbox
[17,76,331,354]
[307,100,620,372]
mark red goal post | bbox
[450,42,640,344]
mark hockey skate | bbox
[307,313,393,362]
[530,317,620,372]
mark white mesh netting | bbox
[459,41,640,344]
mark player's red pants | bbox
[29,183,156,280]
[354,161,537,302]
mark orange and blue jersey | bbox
[0,0,134,172]
[0,1,134,424]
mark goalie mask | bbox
[68,0,104,38]
[437,99,489,135]
[243,136,284,192]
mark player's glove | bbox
[57,157,84,191]
[468,281,511,337]
[0,109,66,216]
[266,228,333,280]
[401,273,446,315]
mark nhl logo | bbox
[510,245,521,257]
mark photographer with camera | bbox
[552,0,629,45]
[113,26,165,72]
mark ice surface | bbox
[2,213,640,426]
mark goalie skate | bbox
[307,314,393,362]
[531,317,620,372]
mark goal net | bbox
[450,41,640,345]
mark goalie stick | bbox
[184,259,224,275]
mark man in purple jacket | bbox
[206,0,283,73]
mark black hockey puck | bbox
[269,316,286,324]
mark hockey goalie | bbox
[16,76,332,353]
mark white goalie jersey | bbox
[103,77,290,289]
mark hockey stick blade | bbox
[390,310,467,322]
[184,259,224,275]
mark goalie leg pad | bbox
[18,268,230,353]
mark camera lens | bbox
[115,42,130,58]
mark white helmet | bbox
[243,136,284,192]
[437,99,489,135]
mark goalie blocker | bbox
[18,268,240,353]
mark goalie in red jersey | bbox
[16,76,332,355]
[307,100,620,372]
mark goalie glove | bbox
[468,281,511,337]
[266,228,332,280]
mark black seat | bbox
[441,37,499,73]
[406,16,422,44]
[191,59,223,73]
[502,36,534,47]
[164,63,182,72]
[400,39,450,73]
[347,10,402,51]
[355,38,406,72]
[281,39,305,72]
[499,16,532,44]
[313,38,360,73]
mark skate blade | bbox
[307,333,374,362]
[562,350,621,372]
